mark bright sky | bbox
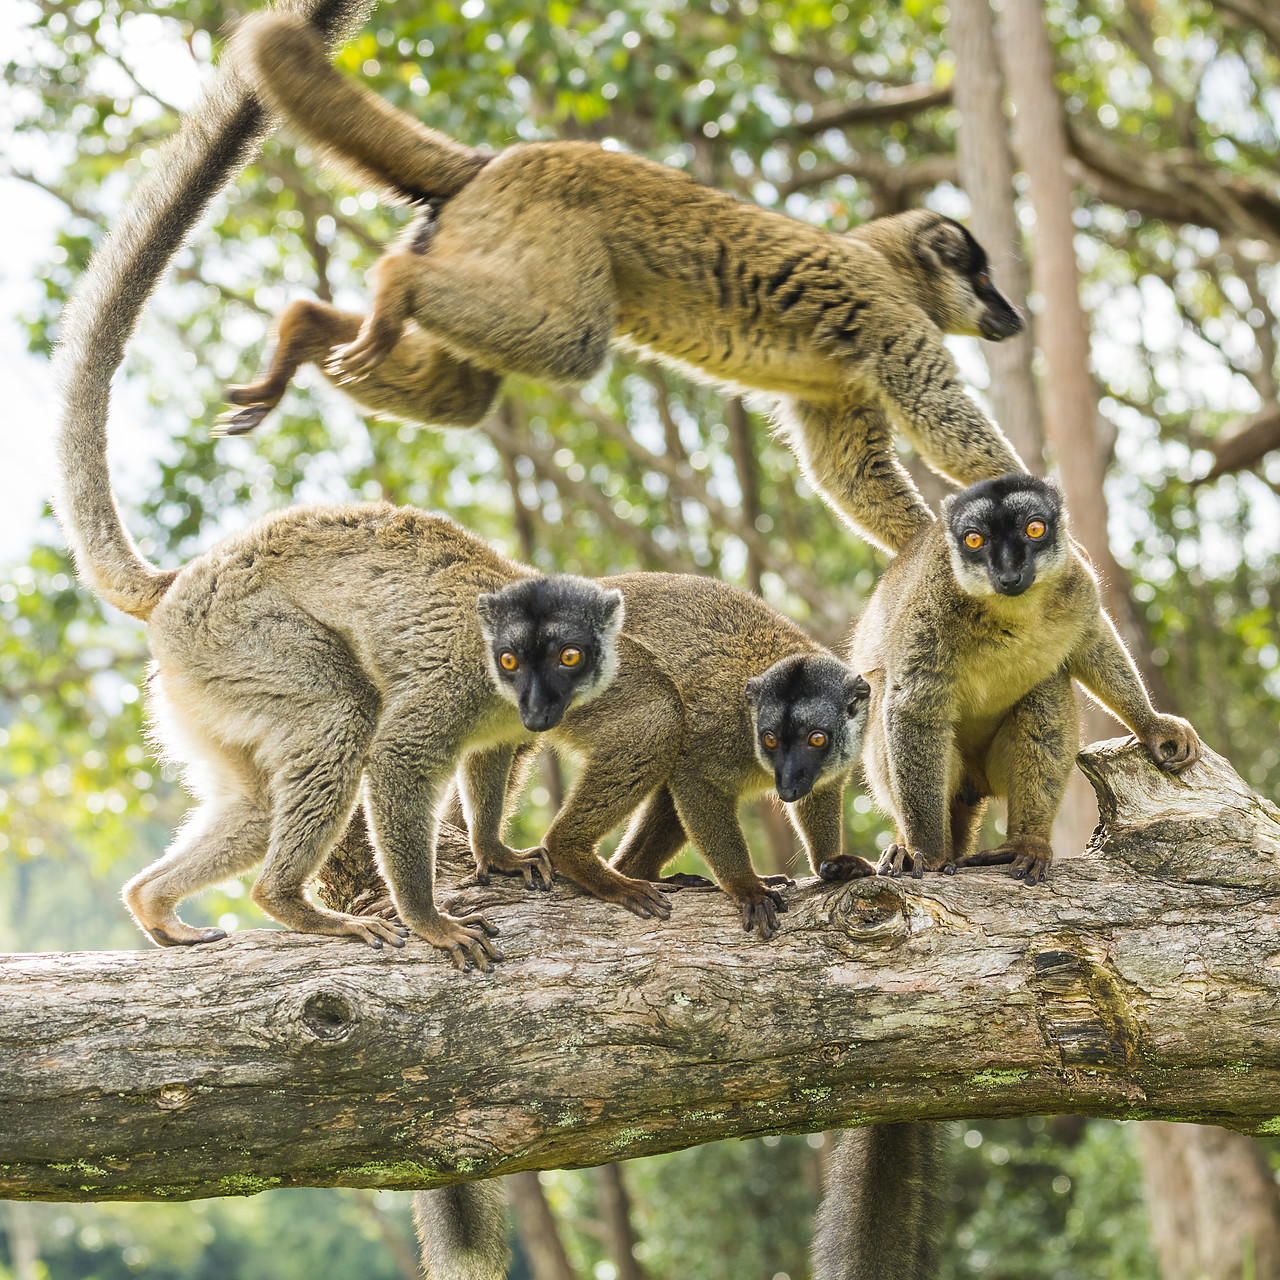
[0,1,207,566]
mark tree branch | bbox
[2,742,1279,1202]
[791,82,953,135]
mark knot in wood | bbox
[155,1083,193,1111]
[299,990,358,1042]
[825,882,910,942]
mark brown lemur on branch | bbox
[818,471,1202,888]
[467,574,875,935]
[220,12,1028,553]
[50,0,642,968]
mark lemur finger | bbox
[455,912,500,937]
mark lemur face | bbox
[745,654,871,803]
[477,576,624,731]
[915,215,1025,342]
[943,474,1068,598]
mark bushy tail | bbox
[51,0,374,620]
[414,1184,511,1280]
[236,13,490,204]
[812,1122,951,1280]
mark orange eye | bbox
[500,652,518,672]
[560,646,582,667]
[762,732,778,750]
[1026,520,1046,539]
[965,531,984,550]
[809,731,828,749]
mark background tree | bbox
[1,0,1279,1276]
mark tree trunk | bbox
[507,1173,577,1280]
[5,1202,39,1280]
[2,742,1279,1202]
[996,0,1173,689]
[1137,1123,1280,1280]
[591,1163,648,1280]
[949,0,1044,468]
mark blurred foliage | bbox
[2,0,1280,1276]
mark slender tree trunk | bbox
[949,0,1044,467]
[6,1202,39,1280]
[351,1190,423,1280]
[1137,1123,1280,1280]
[591,1164,648,1280]
[995,0,1168,696]
[507,1173,578,1280]
[996,9,1279,1267]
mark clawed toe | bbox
[213,404,271,437]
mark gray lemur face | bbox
[912,214,1024,342]
[476,575,624,732]
[942,473,1068,598]
[744,653,871,803]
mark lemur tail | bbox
[811,1122,951,1280]
[414,1184,511,1280]
[51,0,373,621]
[236,13,491,204]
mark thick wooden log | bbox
[2,739,1278,1202]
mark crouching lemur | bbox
[222,13,1029,553]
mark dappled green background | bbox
[2,0,1278,1275]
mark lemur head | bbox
[745,654,871,804]
[943,474,1068,598]
[851,210,1024,341]
[477,575,624,731]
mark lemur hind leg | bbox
[123,791,270,946]
[224,297,500,435]
[955,671,1078,885]
[609,785,688,881]
[327,237,617,387]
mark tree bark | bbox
[2,741,1280,1203]
[949,0,1044,467]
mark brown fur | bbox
[464,574,872,936]
[221,13,1027,553]
[846,479,1200,883]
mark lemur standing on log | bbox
[222,12,1029,554]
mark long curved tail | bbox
[51,0,374,621]
[414,1184,511,1280]
[236,13,490,204]
[811,1122,951,1280]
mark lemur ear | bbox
[475,592,497,624]
[916,219,968,272]
[744,675,762,706]
[596,588,625,628]
[844,672,871,713]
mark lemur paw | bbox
[474,844,554,890]
[415,912,503,972]
[818,855,877,882]
[1142,715,1201,773]
[734,885,789,939]
[213,403,271,437]
[876,844,925,878]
